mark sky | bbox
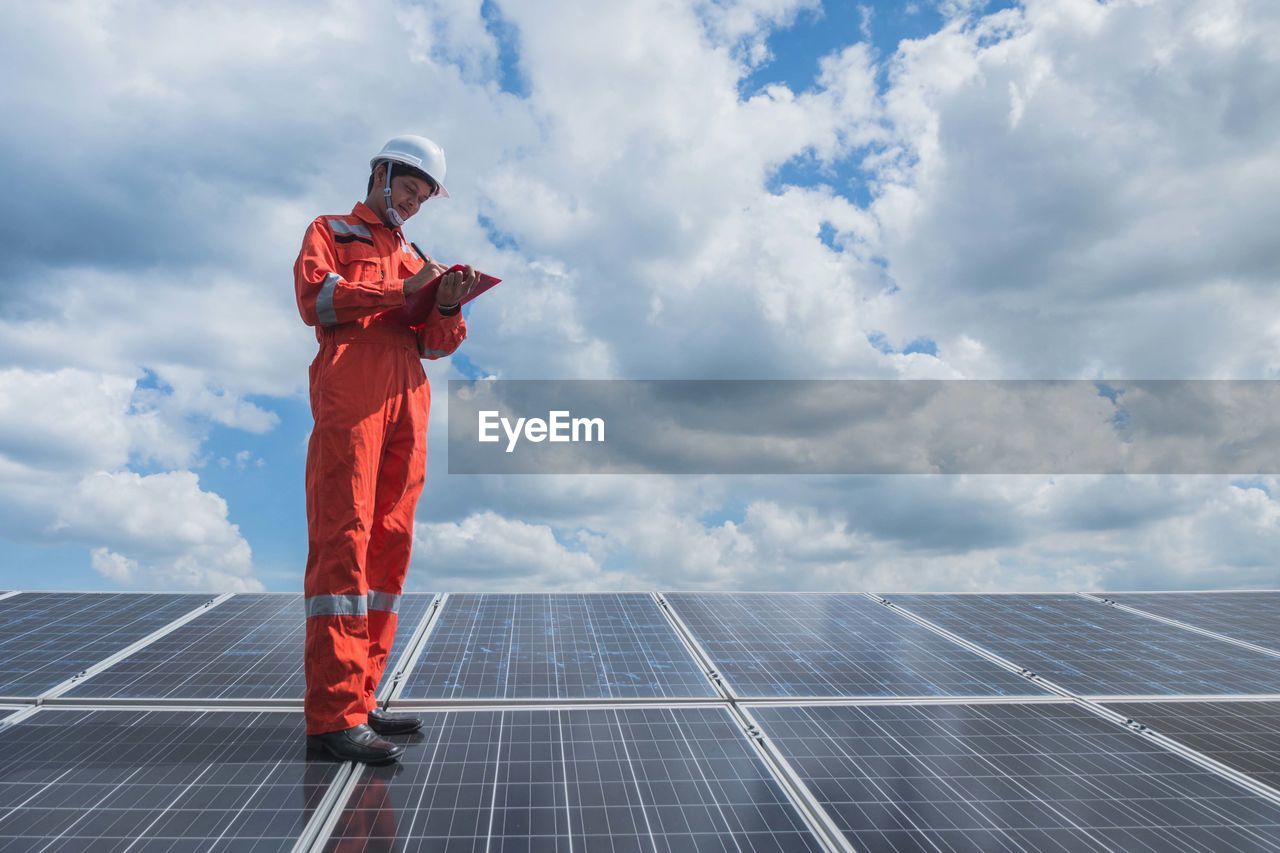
[0,0,1278,594]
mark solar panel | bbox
[0,592,213,699]
[748,701,1280,852]
[1105,592,1280,653]
[64,593,434,701]
[1105,699,1280,792]
[396,593,717,700]
[324,705,826,852]
[0,708,344,851]
[664,592,1046,699]
[886,593,1280,696]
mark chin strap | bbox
[382,161,404,227]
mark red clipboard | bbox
[385,264,502,326]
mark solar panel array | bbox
[0,591,214,699]
[63,592,433,701]
[1103,699,1280,791]
[884,593,1280,696]
[747,701,1280,852]
[664,592,1045,699]
[324,706,826,852]
[1104,591,1280,653]
[0,589,1276,852]
[397,593,717,700]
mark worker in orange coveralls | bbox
[294,135,477,764]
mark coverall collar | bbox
[351,201,402,239]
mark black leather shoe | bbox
[307,723,404,764]
[368,707,422,736]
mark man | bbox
[293,135,476,763]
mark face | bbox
[374,165,437,224]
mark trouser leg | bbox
[363,359,429,711]
[303,341,387,736]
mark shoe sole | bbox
[368,724,422,736]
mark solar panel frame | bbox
[744,698,1280,853]
[318,702,834,853]
[1098,591,1280,656]
[663,591,1049,700]
[0,592,217,701]
[394,593,720,702]
[1103,698,1280,795]
[0,706,349,852]
[884,592,1280,697]
[58,592,436,704]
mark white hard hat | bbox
[370,134,449,199]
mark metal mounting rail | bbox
[292,762,360,853]
[1077,591,1280,661]
[0,704,40,733]
[378,593,443,705]
[386,593,448,704]
[652,591,734,702]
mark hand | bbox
[436,264,478,309]
[403,263,438,296]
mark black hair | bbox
[367,161,439,196]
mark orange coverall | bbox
[294,201,465,735]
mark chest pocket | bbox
[335,238,384,283]
[397,247,426,280]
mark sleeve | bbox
[406,249,468,360]
[293,218,405,327]
[415,306,468,360]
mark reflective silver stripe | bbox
[367,590,401,613]
[316,273,340,326]
[421,348,451,359]
[328,218,372,239]
[305,594,367,618]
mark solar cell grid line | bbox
[0,707,347,852]
[1103,699,1280,795]
[885,593,1280,697]
[1098,591,1280,656]
[744,700,1280,853]
[61,592,435,702]
[320,704,830,852]
[661,592,1047,700]
[396,593,719,701]
[0,592,215,700]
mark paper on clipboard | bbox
[384,263,502,327]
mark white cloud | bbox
[867,0,1280,379]
[411,511,621,590]
[58,471,260,592]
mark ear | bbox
[373,163,387,185]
